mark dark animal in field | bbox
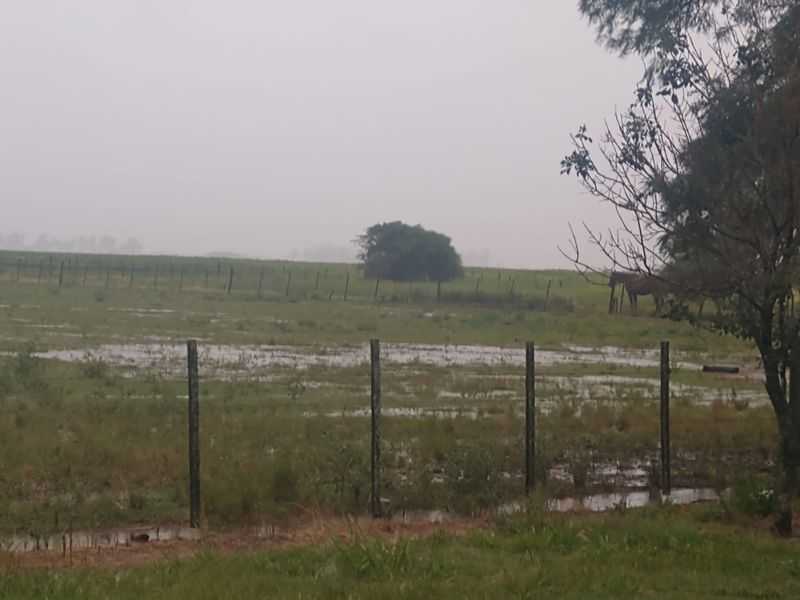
[607,271,667,315]
[608,267,724,317]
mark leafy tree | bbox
[356,222,464,282]
[562,1,800,533]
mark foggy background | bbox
[0,1,642,268]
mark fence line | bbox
[0,334,685,527]
[171,337,674,524]
[0,259,577,311]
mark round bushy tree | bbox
[356,221,464,282]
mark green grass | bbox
[0,249,747,353]
[2,507,799,599]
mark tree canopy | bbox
[563,1,800,533]
[356,222,464,282]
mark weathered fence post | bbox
[226,267,234,294]
[525,342,536,495]
[611,285,619,314]
[187,340,201,528]
[58,261,65,288]
[660,340,671,495]
[344,271,350,301]
[436,280,442,302]
[285,271,292,297]
[373,279,380,300]
[370,339,382,518]
[178,268,184,292]
[544,280,552,311]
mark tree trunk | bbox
[774,349,800,536]
[775,421,800,536]
[762,350,796,535]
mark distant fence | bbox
[0,253,578,310]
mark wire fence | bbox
[0,252,580,311]
[0,336,777,551]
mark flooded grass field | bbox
[0,256,776,545]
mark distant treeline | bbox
[0,233,143,254]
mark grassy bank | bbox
[1,507,798,599]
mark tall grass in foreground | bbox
[1,507,799,599]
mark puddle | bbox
[1,525,201,554]
[305,377,765,415]
[108,308,177,314]
[305,407,481,420]
[0,304,43,311]
[562,345,701,370]
[387,488,720,524]
[103,308,179,320]
[2,487,719,553]
[541,375,767,407]
[388,344,703,370]
[500,487,720,515]
[391,509,452,524]
[437,390,518,401]
[549,487,719,512]
[32,342,764,408]
[37,342,706,376]
[32,341,764,407]
[547,462,651,489]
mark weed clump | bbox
[729,476,777,518]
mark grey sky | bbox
[1,1,642,267]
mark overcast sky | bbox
[0,1,643,267]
